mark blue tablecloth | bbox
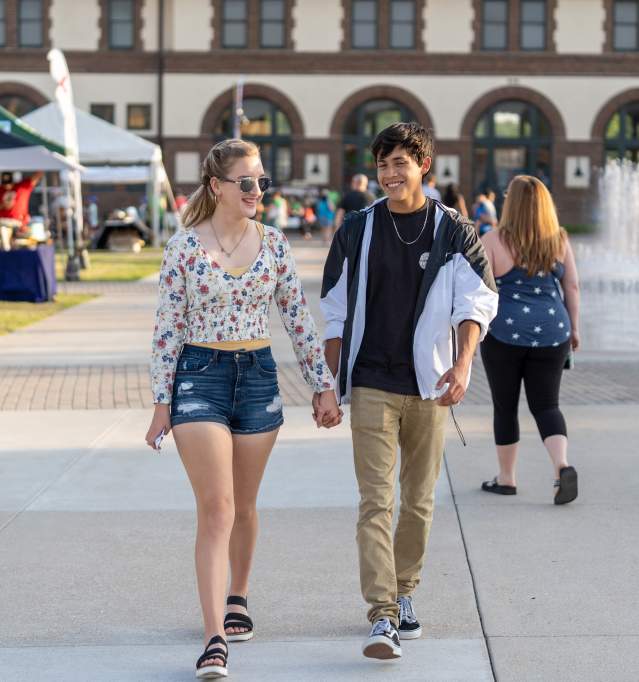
[0,245,57,303]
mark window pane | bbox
[615,1,638,23]
[0,25,4,47]
[353,0,376,22]
[605,112,621,139]
[262,0,284,21]
[261,22,284,47]
[521,24,545,49]
[110,0,133,21]
[276,146,292,182]
[391,24,414,48]
[275,110,291,135]
[90,104,115,124]
[242,98,272,135]
[224,0,247,21]
[223,22,247,47]
[474,115,489,137]
[484,0,507,22]
[353,23,376,47]
[494,111,523,138]
[483,24,507,48]
[20,0,42,21]
[521,0,545,23]
[19,21,42,46]
[391,0,414,22]
[614,24,638,49]
[0,0,5,19]
[127,104,151,130]
[111,22,133,47]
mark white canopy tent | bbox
[0,145,83,172]
[23,103,172,245]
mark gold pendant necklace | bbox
[211,218,250,257]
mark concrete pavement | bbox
[1,234,638,681]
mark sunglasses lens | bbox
[239,178,255,193]
[258,177,272,192]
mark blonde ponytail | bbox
[182,138,260,229]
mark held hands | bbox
[145,403,172,450]
[312,390,343,429]
[436,362,470,407]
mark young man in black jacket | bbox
[318,123,498,660]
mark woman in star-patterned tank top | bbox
[478,175,580,506]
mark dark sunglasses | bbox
[219,175,271,193]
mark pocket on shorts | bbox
[176,351,211,374]
[254,352,277,378]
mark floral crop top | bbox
[150,224,334,403]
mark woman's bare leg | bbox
[173,422,234,665]
[497,443,518,487]
[226,428,279,634]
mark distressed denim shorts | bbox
[170,344,284,434]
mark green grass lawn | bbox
[0,294,97,335]
[55,248,164,282]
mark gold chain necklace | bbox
[211,218,250,257]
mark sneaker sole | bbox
[398,626,422,640]
[362,636,402,659]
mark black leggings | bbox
[480,333,570,446]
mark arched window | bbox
[473,100,552,202]
[604,102,639,162]
[0,93,39,118]
[214,97,292,185]
[343,98,416,185]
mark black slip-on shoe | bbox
[482,476,517,495]
[554,466,578,505]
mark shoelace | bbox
[398,596,417,624]
[371,618,392,636]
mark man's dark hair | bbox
[371,122,434,166]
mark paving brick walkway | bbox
[2,358,637,411]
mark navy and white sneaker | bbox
[397,596,422,640]
[362,617,402,659]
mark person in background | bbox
[266,189,288,230]
[316,189,336,245]
[302,198,316,240]
[474,189,498,236]
[175,189,188,214]
[442,183,468,218]
[421,173,441,201]
[480,174,579,505]
[0,171,44,235]
[87,196,99,234]
[334,174,374,235]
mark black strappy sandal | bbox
[481,477,517,495]
[196,635,228,679]
[224,595,254,642]
[554,466,578,505]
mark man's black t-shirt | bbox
[339,190,374,214]
[352,199,436,396]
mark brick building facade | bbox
[2,0,639,224]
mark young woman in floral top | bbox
[145,139,341,679]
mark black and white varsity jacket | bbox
[320,197,499,402]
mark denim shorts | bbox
[170,344,284,434]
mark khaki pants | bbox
[350,386,447,626]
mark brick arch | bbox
[200,83,305,137]
[591,88,639,139]
[460,86,567,140]
[0,82,49,114]
[329,85,435,137]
